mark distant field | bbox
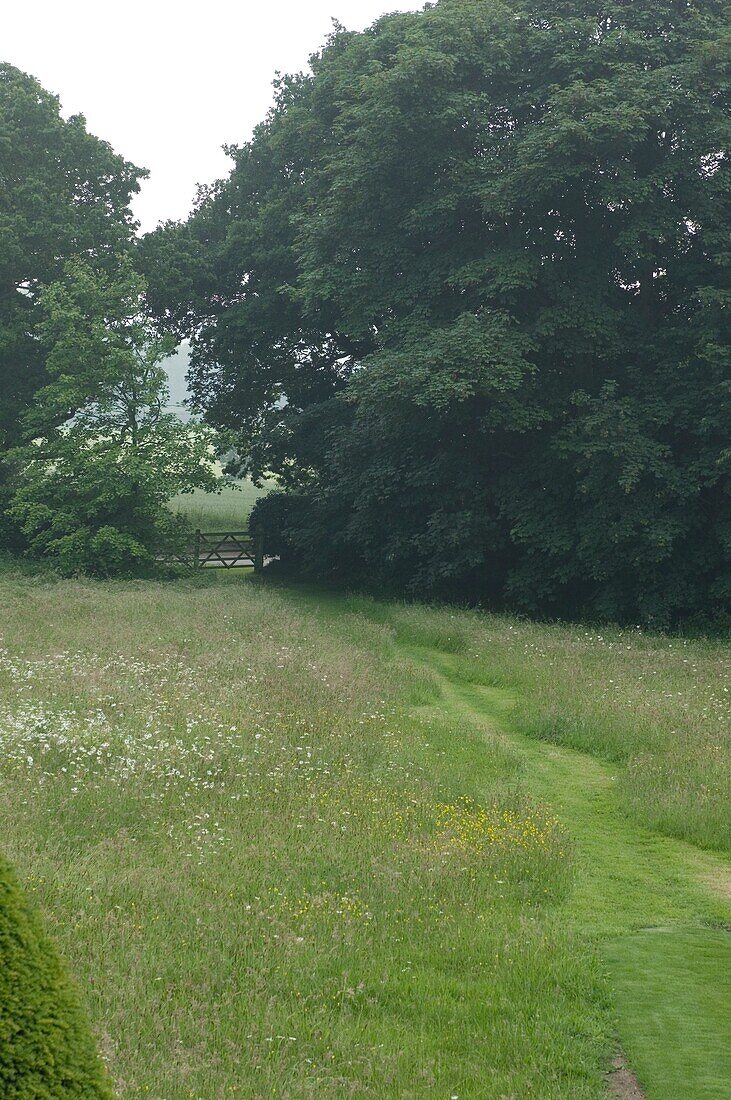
[168,480,268,530]
[0,566,727,1098]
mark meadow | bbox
[0,559,728,1098]
[380,602,731,853]
[168,480,267,531]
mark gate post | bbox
[253,529,264,574]
[194,528,202,569]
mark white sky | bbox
[4,0,423,233]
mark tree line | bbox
[0,64,216,573]
[2,0,730,623]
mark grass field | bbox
[168,481,268,531]
[0,564,728,1098]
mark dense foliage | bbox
[0,63,143,545]
[0,853,112,1098]
[143,0,731,624]
[9,259,217,575]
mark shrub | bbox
[0,854,113,1098]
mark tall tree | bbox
[0,63,143,539]
[143,0,731,623]
[10,258,218,575]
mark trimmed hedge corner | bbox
[0,854,113,1098]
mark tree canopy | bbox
[144,0,730,622]
[10,258,218,575]
[0,63,144,542]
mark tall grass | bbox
[168,480,267,530]
[0,569,610,1098]
[368,601,730,853]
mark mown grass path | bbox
[404,645,731,1100]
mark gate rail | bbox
[169,529,265,571]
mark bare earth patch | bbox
[608,1053,646,1099]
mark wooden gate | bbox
[188,529,265,570]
